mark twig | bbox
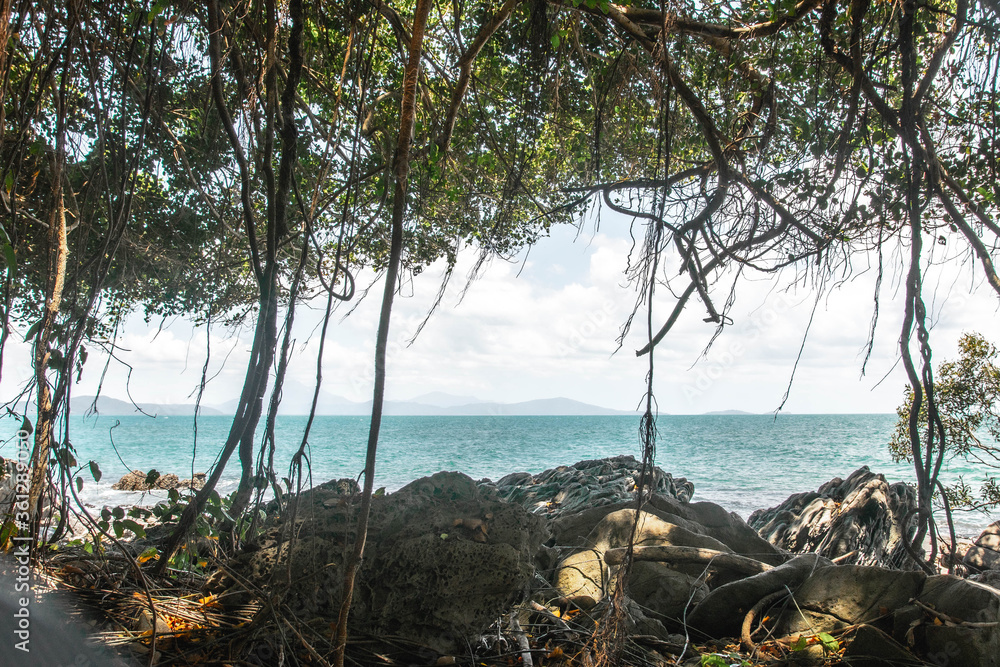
[741,589,788,653]
[510,612,534,667]
[911,599,1000,628]
[283,617,335,666]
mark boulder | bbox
[229,471,548,654]
[551,496,784,566]
[0,457,20,508]
[494,455,694,516]
[646,494,785,566]
[774,565,925,636]
[627,561,708,623]
[841,625,923,667]
[553,509,741,622]
[908,575,1000,667]
[111,470,205,491]
[749,466,919,569]
[554,549,604,608]
[963,521,1000,572]
[687,553,833,638]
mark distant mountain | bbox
[441,397,635,416]
[215,395,632,416]
[408,391,487,408]
[702,409,756,416]
[71,396,224,417]
[79,392,632,417]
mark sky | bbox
[2,212,998,415]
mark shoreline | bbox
[61,460,998,543]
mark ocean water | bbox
[3,413,996,537]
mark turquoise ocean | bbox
[4,413,996,537]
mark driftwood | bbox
[603,545,774,576]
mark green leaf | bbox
[121,519,146,538]
[47,348,65,371]
[89,460,102,483]
[790,635,808,651]
[699,656,729,667]
[112,506,125,520]
[550,33,560,49]
[23,320,42,342]
[144,469,160,487]
[817,632,839,652]
[112,520,124,539]
[1,242,14,271]
[147,0,168,22]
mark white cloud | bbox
[2,224,998,416]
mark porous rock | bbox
[111,470,206,491]
[494,455,694,516]
[963,520,1000,572]
[230,471,548,654]
[749,466,919,569]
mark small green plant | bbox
[148,487,269,572]
[700,653,751,667]
[789,631,839,654]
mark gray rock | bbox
[841,624,924,666]
[646,494,786,566]
[963,520,1000,572]
[551,496,784,567]
[111,469,205,491]
[494,455,694,516]
[910,575,1000,667]
[687,553,832,638]
[749,466,919,569]
[232,471,548,654]
[775,565,925,636]
[553,509,741,623]
[627,561,708,623]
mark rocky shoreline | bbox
[174,455,998,666]
[37,456,999,665]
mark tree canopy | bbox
[1,0,999,589]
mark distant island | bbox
[73,393,767,418]
[72,393,638,417]
[70,396,226,417]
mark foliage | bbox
[700,653,751,667]
[890,332,1000,510]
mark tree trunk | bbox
[332,1,433,665]
[154,275,277,573]
[28,123,68,540]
